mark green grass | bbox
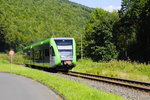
[73,59,150,82]
[0,62,126,100]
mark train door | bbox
[50,46,55,67]
[30,48,34,65]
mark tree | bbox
[0,7,9,52]
[136,0,150,62]
[114,0,147,60]
[85,9,119,61]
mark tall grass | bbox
[0,53,24,64]
[73,59,150,82]
[1,54,150,82]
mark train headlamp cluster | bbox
[64,61,72,65]
[60,56,65,58]
[60,55,72,59]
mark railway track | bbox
[18,63,150,92]
[65,71,150,92]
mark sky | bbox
[69,0,122,12]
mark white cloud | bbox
[104,5,121,12]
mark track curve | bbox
[66,71,150,92]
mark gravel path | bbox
[50,72,150,100]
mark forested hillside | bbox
[1,0,150,62]
[0,0,93,55]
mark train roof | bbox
[24,37,74,50]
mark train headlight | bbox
[65,61,71,65]
[60,56,65,58]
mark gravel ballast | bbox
[50,72,150,100]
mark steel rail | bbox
[16,63,150,92]
[66,71,150,92]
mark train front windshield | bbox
[55,39,73,59]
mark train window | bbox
[58,49,72,56]
[51,47,55,56]
[39,50,42,59]
[45,49,49,57]
[35,50,39,60]
[31,49,34,59]
[55,40,72,46]
[27,50,30,55]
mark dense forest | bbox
[0,0,150,62]
[84,0,150,62]
[0,0,93,56]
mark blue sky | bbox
[69,0,122,12]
